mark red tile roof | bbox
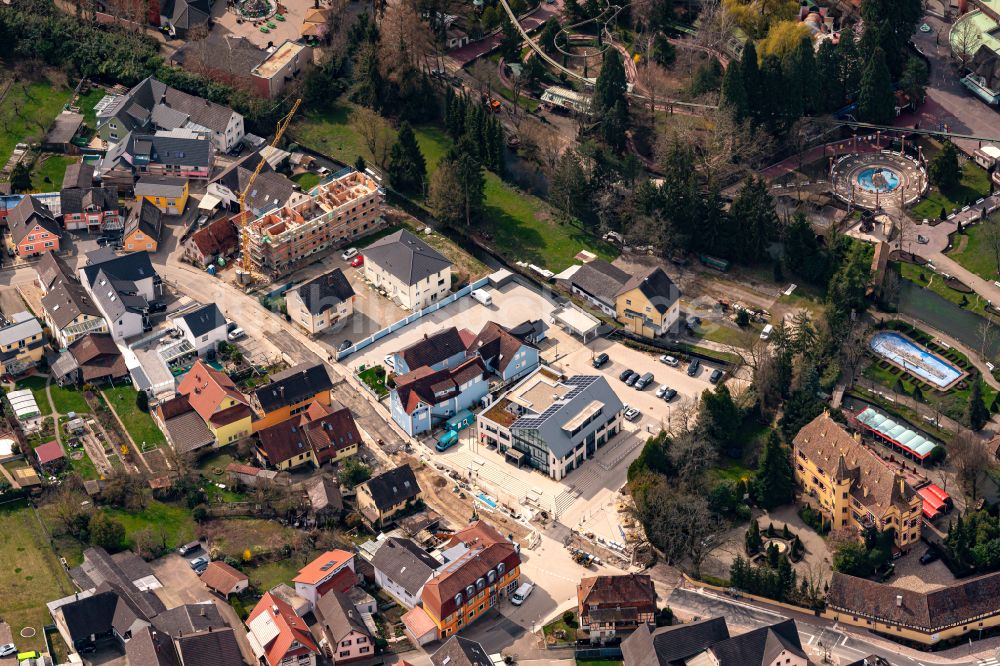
[256,400,360,466]
[246,592,319,666]
[293,550,354,586]
[35,440,65,465]
[177,359,249,422]
[199,561,248,596]
[394,357,486,415]
[188,216,238,260]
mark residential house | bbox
[207,150,305,218]
[35,439,66,472]
[306,474,344,525]
[250,363,334,432]
[0,312,45,376]
[60,186,122,233]
[255,400,361,470]
[173,303,226,357]
[8,195,62,257]
[476,367,623,480]
[246,591,320,666]
[357,465,422,528]
[225,462,290,488]
[391,327,470,376]
[577,574,656,644]
[562,261,681,337]
[97,76,244,153]
[286,269,356,336]
[292,550,357,609]
[363,229,452,311]
[620,617,808,666]
[100,130,214,190]
[430,636,492,666]
[825,569,1000,645]
[371,536,441,609]
[80,249,162,340]
[134,175,189,214]
[183,215,239,268]
[467,321,540,383]
[793,412,922,550]
[159,0,213,38]
[175,359,253,445]
[156,393,216,455]
[51,333,129,386]
[404,521,520,641]
[251,40,314,99]
[62,163,95,190]
[508,318,548,346]
[389,357,488,436]
[37,252,109,347]
[314,590,374,663]
[122,199,164,253]
[169,32,267,91]
[126,624,245,666]
[199,561,249,598]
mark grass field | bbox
[0,501,76,654]
[946,214,1000,282]
[103,385,167,448]
[244,549,323,591]
[291,171,321,191]
[49,384,90,415]
[30,154,77,192]
[75,86,107,127]
[911,160,992,221]
[0,79,73,162]
[898,261,1000,324]
[14,375,51,416]
[357,365,389,398]
[105,499,198,550]
[291,102,616,271]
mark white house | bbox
[174,303,227,357]
[79,249,161,341]
[370,537,440,609]
[362,229,452,311]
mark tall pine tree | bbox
[857,47,894,125]
[719,60,748,120]
[754,431,795,510]
[387,122,427,195]
[739,40,761,117]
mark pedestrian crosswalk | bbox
[977,657,1000,666]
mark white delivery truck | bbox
[471,289,493,306]
[511,582,534,605]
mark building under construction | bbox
[245,168,385,278]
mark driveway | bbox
[150,554,257,665]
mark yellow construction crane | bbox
[237,98,302,283]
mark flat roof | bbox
[553,305,600,336]
[510,374,571,413]
[951,6,1000,56]
[561,399,603,432]
[253,40,308,79]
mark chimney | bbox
[896,595,903,607]
[200,607,206,617]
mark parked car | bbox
[341,247,359,261]
[351,254,365,267]
[189,556,209,571]
[662,388,677,401]
[592,352,609,368]
[226,321,238,333]
[178,541,200,556]
[625,372,640,387]
[338,339,353,352]
[511,582,534,605]
[634,372,655,390]
[227,327,246,342]
[917,235,929,244]
[0,645,15,658]
[147,300,167,313]
[624,407,641,421]
[659,354,679,366]
[619,368,635,382]
[687,359,701,376]
[709,369,724,384]
[919,549,939,565]
[655,385,667,398]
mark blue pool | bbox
[477,493,497,509]
[870,331,963,389]
[857,167,901,193]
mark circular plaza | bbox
[830,151,927,210]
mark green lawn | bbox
[0,501,76,654]
[0,80,73,162]
[911,160,992,221]
[543,612,579,643]
[946,214,1000,281]
[245,553,321,591]
[30,154,77,192]
[14,375,52,416]
[105,499,198,550]
[291,171,321,191]
[357,364,389,398]
[49,384,90,415]
[709,459,755,484]
[75,86,108,127]
[103,385,167,448]
[291,102,616,271]
[67,447,99,481]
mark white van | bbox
[760,324,774,340]
[471,289,493,307]
[511,582,534,605]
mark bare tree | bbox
[978,318,997,364]
[668,432,718,489]
[952,19,980,70]
[379,0,435,75]
[468,59,502,100]
[839,321,870,384]
[949,429,996,500]
[352,107,396,169]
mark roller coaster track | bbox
[838,120,1000,144]
[552,0,626,59]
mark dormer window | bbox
[454,592,463,607]
[497,562,505,576]
[487,570,496,584]
[465,585,474,598]
[476,577,485,591]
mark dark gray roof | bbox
[111,550,156,582]
[164,86,234,134]
[162,404,215,454]
[135,174,187,197]
[83,249,158,287]
[253,363,333,413]
[60,186,118,215]
[57,589,120,644]
[160,0,212,32]
[74,548,165,619]
[125,199,164,242]
[181,303,225,338]
[618,266,680,314]
[174,626,246,666]
[293,269,355,316]
[45,111,84,145]
[431,636,492,666]
[106,132,213,172]
[152,603,227,637]
[398,327,466,370]
[42,277,103,329]
[363,229,451,286]
[62,162,95,189]
[568,260,630,305]
[360,465,420,512]
[708,619,805,666]
[371,537,439,596]
[211,152,296,212]
[316,590,371,644]
[37,251,75,291]
[307,475,343,513]
[7,195,61,244]
[126,626,181,666]
[171,32,267,78]
[621,617,730,666]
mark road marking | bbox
[687,588,788,619]
[977,659,1000,666]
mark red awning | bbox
[918,486,946,515]
[924,483,952,507]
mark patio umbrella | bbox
[303,7,329,23]
[300,21,327,37]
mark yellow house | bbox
[356,465,421,528]
[614,267,681,338]
[250,363,334,432]
[0,313,46,375]
[792,412,922,551]
[122,199,163,254]
[177,359,252,445]
[255,400,361,470]
[134,175,189,215]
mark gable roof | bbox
[35,439,65,465]
[363,229,451,286]
[158,395,216,454]
[199,561,248,596]
[253,363,332,413]
[188,215,239,259]
[371,537,440,596]
[171,31,268,78]
[617,266,679,313]
[60,186,119,215]
[82,248,158,287]
[181,303,225,338]
[174,626,245,666]
[397,327,466,370]
[246,592,319,666]
[124,198,164,242]
[135,174,187,198]
[306,474,343,513]
[42,275,103,329]
[567,259,630,304]
[256,400,360,466]
[105,131,213,172]
[152,603,227,637]
[162,85,235,134]
[292,269,355,316]
[126,625,181,666]
[431,636,492,666]
[315,590,371,644]
[36,250,76,292]
[360,465,421,512]
[67,333,128,382]
[393,356,487,415]
[578,574,656,612]
[212,152,298,213]
[708,619,805,666]
[468,321,533,374]
[293,550,354,586]
[178,359,249,421]
[62,162,95,189]
[621,617,731,666]
[8,195,62,244]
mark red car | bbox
[351,255,364,267]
